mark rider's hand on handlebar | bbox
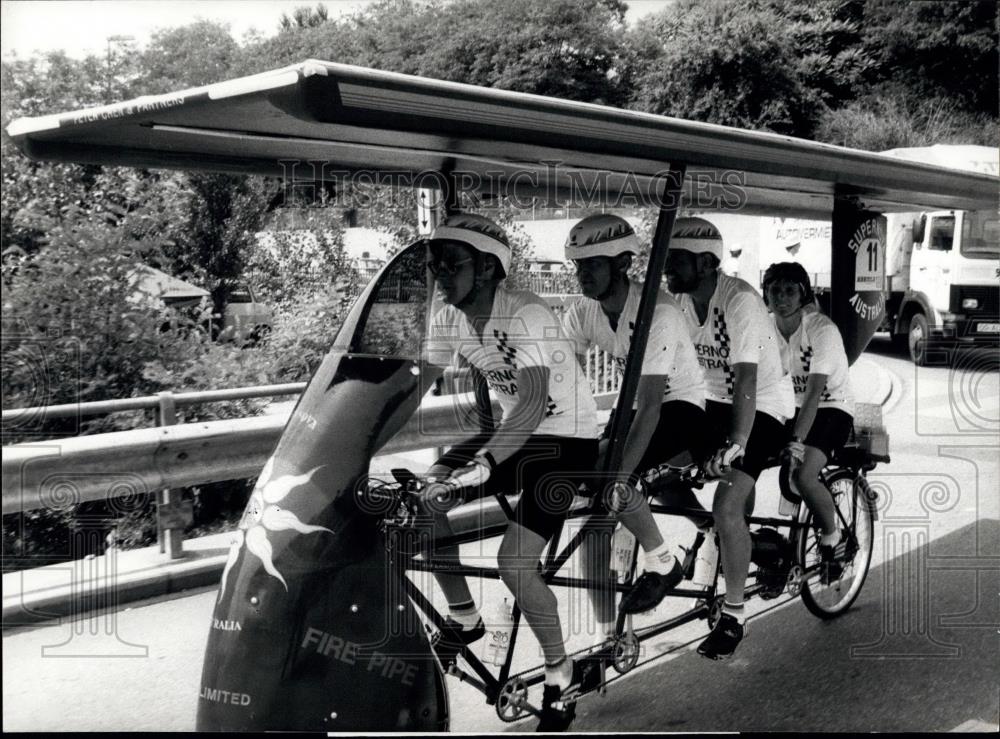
[783,440,806,464]
[705,440,744,478]
[444,454,493,489]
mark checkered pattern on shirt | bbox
[800,345,813,373]
[712,307,735,397]
[494,330,518,368]
[801,343,834,401]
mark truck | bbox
[131,266,273,346]
[704,144,999,366]
[879,145,999,365]
[219,283,273,346]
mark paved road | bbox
[3,341,998,732]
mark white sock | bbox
[643,540,677,575]
[544,657,573,689]
[448,601,480,629]
[821,529,842,547]
[722,601,746,625]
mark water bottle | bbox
[778,492,799,517]
[611,523,637,584]
[482,598,514,666]
[692,528,719,587]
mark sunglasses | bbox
[426,256,473,276]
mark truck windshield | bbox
[961,210,1000,259]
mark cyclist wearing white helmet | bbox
[560,214,710,637]
[420,212,600,731]
[664,216,794,661]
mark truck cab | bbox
[220,284,273,346]
[881,145,999,365]
[886,207,999,364]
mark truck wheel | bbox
[890,329,909,355]
[907,312,932,366]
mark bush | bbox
[1,202,276,568]
[815,92,999,151]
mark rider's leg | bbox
[712,407,787,609]
[421,437,492,636]
[694,467,754,660]
[712,468,756,609]
[426,508,478,616]
[644,400,713,528]
[791,446,837,536]
[615,402,712,615]
[794,408,853,546]
[698,408,787,659]
[501,436,597,684]
[615,483,685,615]
[617,485,667,549]
[497,522,572,685]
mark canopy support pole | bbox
[601,164,687,481]
[830,191,888,365]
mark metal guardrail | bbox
[1,383,307,423]
[1,392,491,517]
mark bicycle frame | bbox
[384,460,861,717]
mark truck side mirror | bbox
[911,213,926,244]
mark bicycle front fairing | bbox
[197,242,454,731]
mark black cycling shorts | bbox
[433,434,599,541]
[602,400,709,474]
[703,400,788,481]
[794,407,854,460]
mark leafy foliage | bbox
[136,20,241,94]
[630,0,825,137]
[816,93,1000,151]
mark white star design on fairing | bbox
[217,457,332,601]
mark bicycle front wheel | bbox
[796,468,874,619]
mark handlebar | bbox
[358,468,470,528]
[641,462,708,487]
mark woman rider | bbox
[420,212,601,731]
[763,262,855,580]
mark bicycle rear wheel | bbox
[796,468,874,619]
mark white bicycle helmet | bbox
[429,212,512,277]
[564,214,640,260]
[670,217,723,259]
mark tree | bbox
[245,0,633,105]
[415,0,632,105]
[136,20,239,94]
[166,174,277,320]
[763,0,871,108]
[859,0,998,117]
[279,3,331,31]
[629,0,824,137]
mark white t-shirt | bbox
[777,311,855,416]
[425,286,598,439]
[675,272,794,422]
[561,281,705,409]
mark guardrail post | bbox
[156,392,191,560]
